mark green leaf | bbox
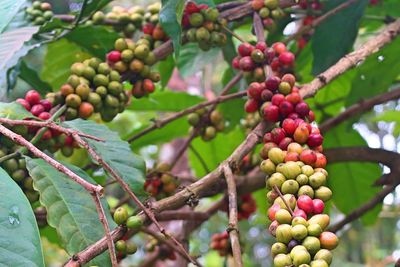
[0,0,26,33]
[177,43,221,77]
[129,117,189,149]
[157,55,175,88]
[127,90,204,112]
[26,158,115,266]
[41,39,91,90]
[0,101,32,119]
[19,61,52,94]
[81,0,112,18]
[324,122,382,225]
[295,44,314,84]
[312,0,368,74]
[188,126,245,176]
[0,26,40,94]
[65,26,120,58]
[160,0,185,58]
[345,38,400,107]
[63,119,147,199]
[0,167,44,267]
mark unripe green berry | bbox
[126,215,144,229]
[115,240,126,252]
[113,207,128,225]
[274,253,292,267]
[189,13,204,27]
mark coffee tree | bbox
[0,0,399,266]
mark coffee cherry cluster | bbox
[269,212,338,267]
[17,90,77,156]
[232,42,295,82]
[90,6,144,37]
[251,0,285,31]
[142,3,169,49]
[107,38,160,98]
[296,1,322,50]
[187,108,225,141]
[144,163,179,199]
[182,2,227,51]
[50,56,128,122]
[210,231,231,256]
[25,1,53,26]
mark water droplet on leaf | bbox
[8,206,20,226]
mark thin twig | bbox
[273,185,294,216]
[128,76,244,143]
[221,25,245,43]
[223,164,243,267]
[170,132,197,170]
[253,12,265,43]
[189,145,211,173]
[0,124,102,193]
[91,193,118,266]
[284,0,359,44]
[71,133,197,265]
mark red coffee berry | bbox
[40,99,52,111]
[185,2,200,14]
[272,42,286,54]
[107,51,121,62]
[261,89,273,101]
[244,99,259,113]
[271,94,285,106]
[232,57,240,69]
[247,82,263,100]
[268,203,281,221]
[31,104,45,116]
[265,76,281,91]
[238,43,254,57]
[285,151,299,162]
[16,98,31,111]
[279,51,295,65]
[142,23,155,34]
[264,48,276,63]
[279,100,294,116]
[271,127,286,144]
[255,41,267,51]
[286,92,302,105]
[307,133,324,147]
[314,153,327,168]
[287,112,300,120]
[312,199,325,214]
[38,112,51,120]
[293,208,307,219]
[25,90,41,105]
[282,118,296,135]
[297,195,313,214]
[299,149,317,165]
[281,74,296,87]
[239,56,255,71]
[263,132,273,143]
[263,104,279,122]
[279,137,292,150]
[295,102,310,117]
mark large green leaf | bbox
[345,38,400,107]
[127,90,204,112]
[0,26,40,96]
[0,101,32,119]
[19,61,52,94]
[0,0,26,33]
[0,167,44,266]
[177,43,221,78]
[41,39,91,90]
[63,119,147,199]
[65,26,120,58]
[26,158,115,266]
[324,123,382,225]
[312,0,368,74]
[157,55,175,88]
[188,126,245,177]
[160,0,185,57]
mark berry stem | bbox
[221,24,246,43]
[273,185,294,216]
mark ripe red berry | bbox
[293,208,307,219]
[281,74,296,87]
[307,133,324,147]
[25,90,41,105]
[232,57,240,69]
[297,195,313,214]
[251,0,264,11]
[272,42,286,54]
[295,102,310,117]
[282,118,296,135]
[239,56,255,71]
[41,129,52,140]
[279,100,294,116]
[268,203,281,221]
[261,89,273,101]
[270,58,281,71]
[264,48,276,63]
[312,199,325,214]
[143,79,155,93]
[285,151,299,162]
[107,51,121,62]
[299,149,317,165]
[263,104,279,122]
[31,104,45,116]
[142,23,155,34]
[16,98,31,111]
[40,99,52,111]
[287,113,300,120]
[247,82,263,100]
[286,92,302,105]
[244,99,259,113]
[279,137,292,150]
[255,41,267,51]
[265,76,281,91]
[271,94,285,106]
[314,153,327,168]
[279,51,295,66]
[238,43,254,57]
[181,14,190,28]
[271,127,286,144]
[38,112,51,120]
[185,2,200,14]
[263,132,273,143]
[308,110,316,122]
